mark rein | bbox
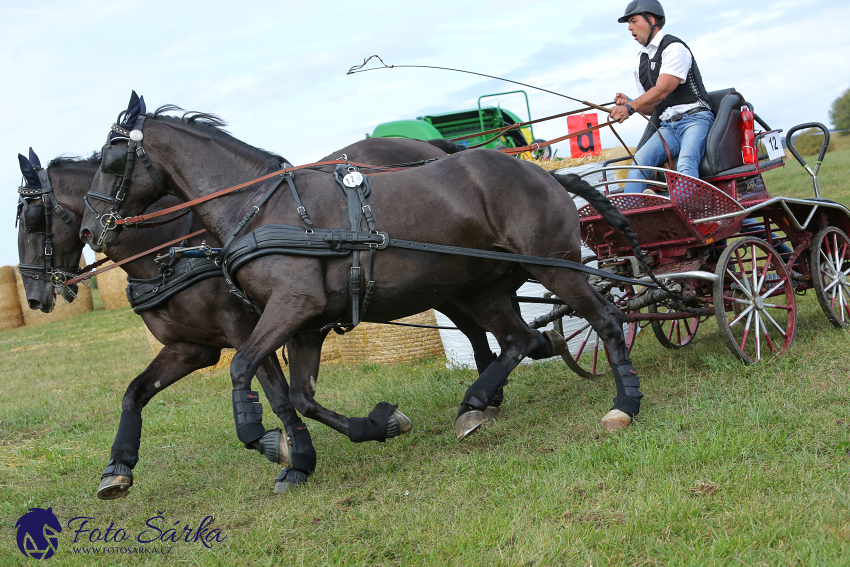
[64,229,207,286]
[73,105,636,288]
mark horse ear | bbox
[18,153,41,188]
[28,147,41,169]
[121,90,142,127]
[139,95,147,116]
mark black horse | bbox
[16,134,504,498]
[79,98,644,468]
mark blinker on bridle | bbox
[16,166,85,290]
[85,114,170,246]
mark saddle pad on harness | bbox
[223,223,387,279]
[127,257,223,313]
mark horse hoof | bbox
[257,428,292,467]
[543,330,570,356]
[456,410,485,441]
[392,410,413,435]
[601,409,632,432]
[96,475,133,500]
[482,406,500,422]
[274,468,309,494]
[386,410,413,438]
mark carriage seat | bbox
[636,88,752,179]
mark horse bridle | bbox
[85,114,170,245]
[16,167,85,288]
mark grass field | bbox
[2,141,850,565]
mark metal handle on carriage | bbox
[785,122,830,198]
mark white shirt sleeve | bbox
[658,43,692,84]
[633,57,645,96]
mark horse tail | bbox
[549,171,681,300]
[426,139,468,154]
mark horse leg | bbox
[286,331,413,443]
[436,300,502,417]
[97,343,220,500]
[452,284,556,440]
[527,266,643,432]
[252,355,316,493]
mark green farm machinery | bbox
[371,91,550,158]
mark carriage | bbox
[531,88,847,374]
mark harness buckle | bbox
[44,245,52,256]
[362,204,372,214]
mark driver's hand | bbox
[614,93,630,106]
[610,105,630,123]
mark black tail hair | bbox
[426,138,469,155]
[550,171,682,300]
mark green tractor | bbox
[370,90,551,158]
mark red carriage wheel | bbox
[712,237,796,363]
[649,303,699,349]
[553,286,638,378]
[810,227,850,329]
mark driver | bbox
[609,0,715,193]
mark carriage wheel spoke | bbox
[733,249,753,296]
[756,251,774,293]
[591,334,600,374]
[724,295,751,305]
[751,245,760,296]
[725,270,753,300]
[757,312,776,353]
[729,304,755,327]
[762,303,793,311]
[763,280,785,298]
[666,319,675,341]
[676,320,683,344]
[761,308,787,337]
[574,327,593,361]
[824,277,840,294]
[755,308,762,361]
[564,323,589,343]
[740,311,754,351]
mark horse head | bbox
[15,149,95,311]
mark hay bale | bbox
[94,252,131,310]
[529,147,636,179]
[15,262,93,326]
[336,310,445,366]
[0,266,25,330]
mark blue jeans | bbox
[623,110,715,193]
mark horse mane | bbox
[48,152,101,169]
[151,105,291,167]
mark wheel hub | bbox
[840,273,847,286]
[754,295,765,311]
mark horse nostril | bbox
[28,299,42,310]
[81,228,92,240]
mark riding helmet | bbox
[618,0,666,26]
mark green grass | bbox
[2,149,850,565]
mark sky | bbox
[1,0,847,267]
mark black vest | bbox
[639,34,710,118]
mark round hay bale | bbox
[15,262,93,326]
[0,266,25,330]
[94,252,131,310]
[143,325,165,357]
[337,310,445,366]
